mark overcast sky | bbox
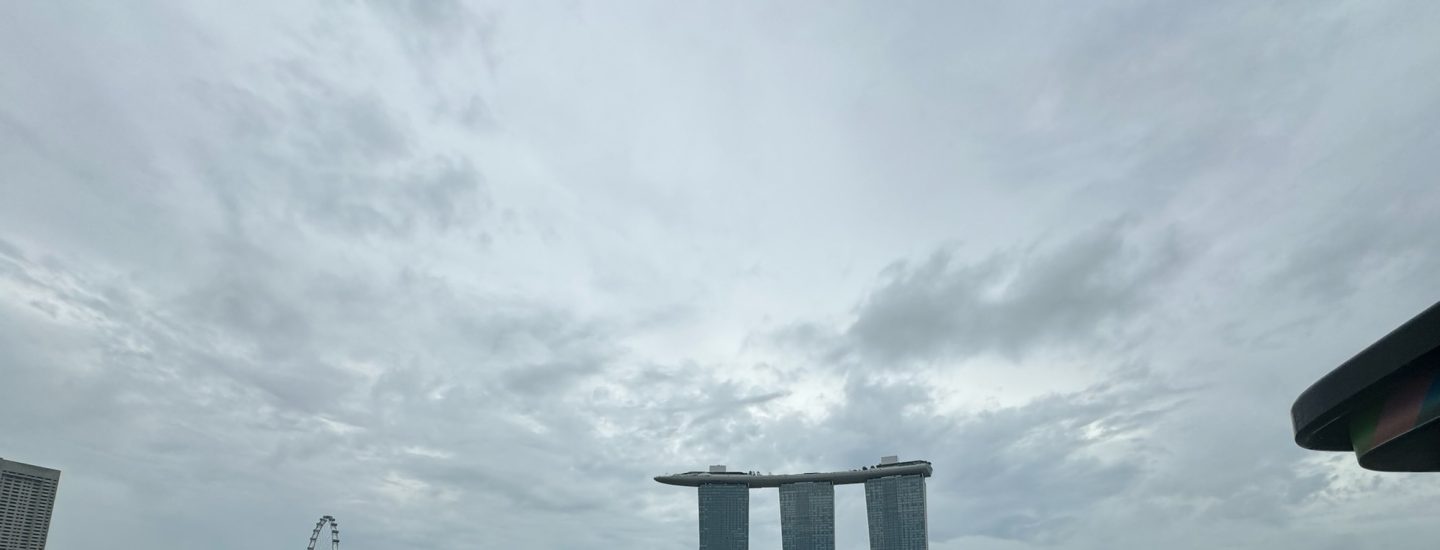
[3,1,1440,549]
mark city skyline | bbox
[658,458,933,549]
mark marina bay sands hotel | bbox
[655,456,932,549]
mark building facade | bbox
[657,458,931,550]
[0,459,61,550]
[779,482,834,550]
[698,483,748,550]
[864,474,928,550]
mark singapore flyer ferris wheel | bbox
[306,515,340,550]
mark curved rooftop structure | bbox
[1292,301,1440,451]
[1291,301,1440,471]
[654,460,932,488]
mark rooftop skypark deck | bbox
[654,460,933,488]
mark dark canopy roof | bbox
[1292,301,1440,451]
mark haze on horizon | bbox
[3,1,1440,549]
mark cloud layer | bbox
[3,1,1440,549]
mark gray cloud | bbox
[193,77,488,240]
[847,221,1185,363]
[927,378,1167,542]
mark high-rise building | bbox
[657,457,931,550]
[0,459,61,550]
[779,481,834,550]
[698,483,748,550]
[864,474,927,550]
